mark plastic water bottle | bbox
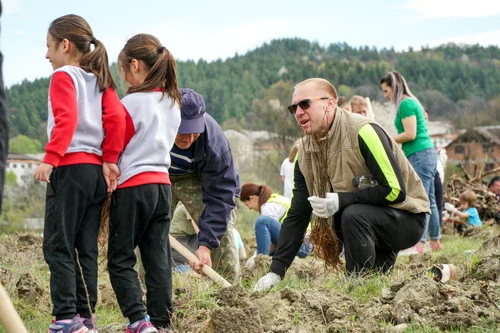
[352,175,378,189]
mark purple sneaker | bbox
[78,316,98,333]
[48,315,89,333]
[126,315,158,333]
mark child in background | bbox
[170,202,199,270]
[107,34,181,333]
[349,95,368,117]
[232,227,247,261]
[337,96,351,111]
[34,14,125,333]
[170,202,246,270]
[444,190,482,233]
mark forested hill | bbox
[6,38,500,147]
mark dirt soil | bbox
[171,226,500,333]
[2,225,500,332]
[194,274,499,333]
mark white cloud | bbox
[405,0,500,18]
[2,0,21,14]
[396,29,500,50]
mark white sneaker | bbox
[398,247,420,256]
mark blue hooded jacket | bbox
[189,114,240,249]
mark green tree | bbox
[5,38,500,142]
[243,81,302,190]
[337,84,352,98]
[8,135,42,153]
[5,170,17,186]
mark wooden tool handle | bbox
[0,283,29,333]
[169,235,232,288]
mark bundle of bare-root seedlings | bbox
[302,132,343,270]
[444,162,500,220]
[98,193,112,259]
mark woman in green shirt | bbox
[380,71,441,252]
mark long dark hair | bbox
[380,71,423,110]
[118,34,181,107]
[240,183,272,213]
[48,14,116,91]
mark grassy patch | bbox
[1,227,499,332]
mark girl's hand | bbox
[34,163,54,183]
[103,162,120,192]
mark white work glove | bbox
[308,192,339,218]
[245,251,257,270]
[253,272,281,292]
[444,202,457,214]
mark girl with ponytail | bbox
[36,14,126,333]
[107,34,181,332]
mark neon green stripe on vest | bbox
[267,193,290,223]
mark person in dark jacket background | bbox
[169,88,240,283]
[0,0,8,213]
[0,2,20,332]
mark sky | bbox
[1,0,500,87]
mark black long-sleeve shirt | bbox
[270,123,406,278]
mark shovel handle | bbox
[169,235,232,288]
[0,283,29,333]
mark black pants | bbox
[334,204,426,274]
[434,172,444,227]
[108,184,172,328]
[43,164,106,320]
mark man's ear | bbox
[329,97,337,111]
[324,97,335,113]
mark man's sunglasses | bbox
[287,97,330,115]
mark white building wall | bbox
[6,154,43,187]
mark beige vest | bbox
[298,108,430,214]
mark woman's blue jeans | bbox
[255,215,311,257]
[407,148,441,242]
[255,216,281,255]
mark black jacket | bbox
[0,2,9,212]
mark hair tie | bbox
[90,37,97,45]
[157,46,167,54]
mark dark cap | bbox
[489,176,500,188]
[178,88,206,134]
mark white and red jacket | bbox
[44,65,126,167]
[118,90,181,188]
